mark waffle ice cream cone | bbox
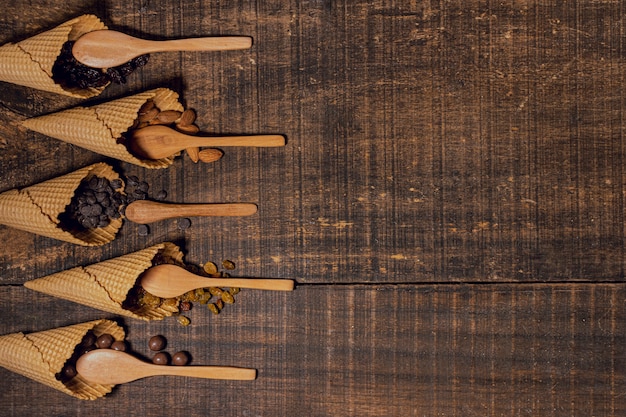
[0,15,108,98]
[25,242,185,321]
[0,162,123,246]
[22,88,182,168]
[0,319,124,400]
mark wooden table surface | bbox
[0,1,624,416]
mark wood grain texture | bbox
[0,0,624,415]
[0,284,623,416]
[1,1,625,283]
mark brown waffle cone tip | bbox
[0,14,108,98]
[0,319,124,400]
[25,242,185,321]
[0,162,123,246]
[22,88,182,168]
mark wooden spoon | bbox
[140,264,295,298]
[72,30,252,68]
[124,200,257,224]
[128,125,285,160]
[76,349,256,385]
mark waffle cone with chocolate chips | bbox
[0,163,123,246]
[0,15,108,98]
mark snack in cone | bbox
[0,319,124,400]
[25,242,186,321]
[0,14,108,98]
[0,162,123,245]
[22,88,182,168]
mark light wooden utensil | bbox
[76,349,256,385]
[128,125,285,160]
[140,264,295,298]
[72,30,252,68]
[124,200,257,224]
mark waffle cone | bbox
[22,88,182,168]
[0,319,124,400]
[0,162,123,245]
[25,242,185,320]
[0,15,107,98]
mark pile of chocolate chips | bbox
[59,174,154,233]
[51,41,149,90]
[59,176,125,231]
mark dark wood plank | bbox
[0,284,623,416]
[0,1,624,415]
[0,1,625,283]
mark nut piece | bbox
[157,110,183,124]
[198,148,224,163]
[176,109,197,126]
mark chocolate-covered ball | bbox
[62,364,77,379]
[81,331,97,347]
[172,351,190,366]
[148,335,167,351]
[95,333,114,349]
[152,352,170,365]
[111,340,127,351]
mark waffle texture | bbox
[25,242,185,320]
[23,88,182,168]
[0,319,124,400]
[0,14,108,97]
[0,162,123,245]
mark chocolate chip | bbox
[127,176,139,186]
[177,218,191,230]
[155,190,167,201]
[137,224,150,236]
[111,179,123,189]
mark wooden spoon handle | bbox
[151,365,257,380]
[146,37,252,53]
[180,135,286,148]
[125,200,257,224]
[201,278,295,291]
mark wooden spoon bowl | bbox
[140,264,295,298]
[76,349,256,385]
[72,30,252,68]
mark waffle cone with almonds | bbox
[0,319,124,400]
[25,242,185,321]
[22,88,183,168]
[0,14,107,98]
[0,162,123,246]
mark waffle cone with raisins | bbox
[0,15,108,98]
[22,88,182,168]
[0,319,124,400]
[25,242,185,321]
[0,162,123,246]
